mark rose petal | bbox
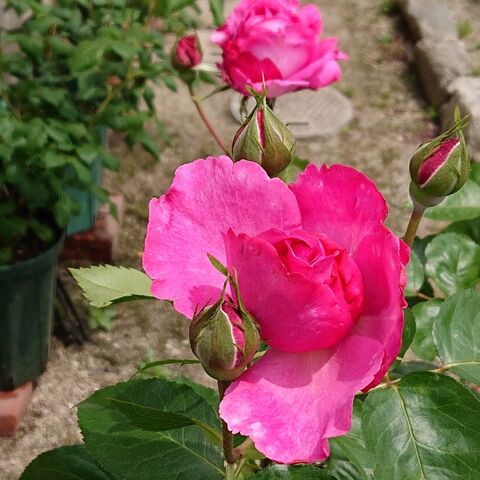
[352,227,409,388]
[219,335,383,463]
[143,157,301,317]
[290,164,388,253]
[225,230,356,352]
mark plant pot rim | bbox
[0,232,65,278]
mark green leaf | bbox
[399,309,416,357]
[391,361,437,377]
[20,445,113,480]
[78,378,224,480]
[326,459,363,480]
[69,40,106,72]
[330,400,374,480]
[411,300,442,362]
[433,290,480,384]
[109,40,137,60]
[470,162,480,185]
[362,372,480,480]
[44,151,67,168]
[443,217,480,244]
[106,395,222,446]
[252,465,334,479]
[18,33,44,63]
[174,376,219,410]
[425,179,480,221]
[98,150,120,171]
[208,0,225,25]
[139,131,160,160]
[77,145,100,165]
[425,233,480,296]
[405,250,424,296]
[69,265,153,307]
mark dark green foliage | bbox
[0,0,199,262]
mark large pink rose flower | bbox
[211,0,347,97]
[143,156,408,464]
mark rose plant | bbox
[20,107,480,480]
[14,0,480,475]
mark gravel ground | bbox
[0,1,439,478]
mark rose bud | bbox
[409,112,470,208]
[232,92,296,177]
[107,75,121,87]
[172,34,202,70]
[189,288,260,381]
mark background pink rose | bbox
[211,0,347,97]
[143,157,408,464]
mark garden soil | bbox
[3,0,470,476]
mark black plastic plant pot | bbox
[0,235,64,391]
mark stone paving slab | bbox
[397,0,457,41]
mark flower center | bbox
[259,228,364,350]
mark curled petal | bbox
[225,230,356,352]
[143,157,301,317]
[290,164,388,254]
[220,335,383,463]
[352,228,409,388]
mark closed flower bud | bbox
[409,112,470,208]
[172,34,202,70]
[189,290,260,381]
[232,92,296,177]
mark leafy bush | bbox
[0,0,200,263]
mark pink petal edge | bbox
[143,156,301,318]
[219,335,383,464]
[290,163,388,254]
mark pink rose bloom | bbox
[211,0,347,97]
[143,157,408,464]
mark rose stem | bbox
[403,204,426,247]
[188,85,230,155]
[218,380,236,479]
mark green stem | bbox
[403,204,426,247]
[432,360,480,373]
[189,85,230,155]
[218,380,236,478]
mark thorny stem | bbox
[403,204,426,247]
[218,380,236,479]
[189,85,230,155]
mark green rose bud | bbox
[189,287,260,381]
[409,109,470,208]
[232,90,296,177]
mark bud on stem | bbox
[232,89,296,177]
[172,34,203,70]
[189,283,260,381]
[409,109,470,208]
